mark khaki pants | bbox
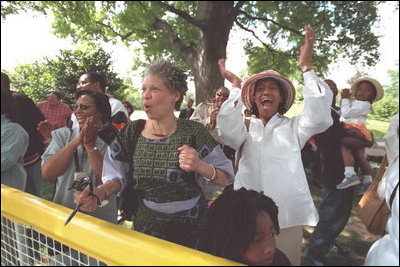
[276,226,303,266]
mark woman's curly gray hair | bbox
[144,59,188,110]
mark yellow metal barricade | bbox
[1,185,243,266]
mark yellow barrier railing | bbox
[1,185,243,266]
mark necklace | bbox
[152,119,176,138]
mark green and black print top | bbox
[112,119,220,203]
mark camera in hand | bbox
[68,176,91,191]
[97,111,127,145]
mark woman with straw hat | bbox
[217,26,333,266]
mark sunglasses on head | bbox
[71,103,96,111]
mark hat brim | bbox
[241,72,295,113]
[351,77,384,102]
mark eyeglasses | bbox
[71,103,96,111]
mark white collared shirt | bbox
[217,70,333,228]
[365,156,399,266]
[340,99,371,124]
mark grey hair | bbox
[144,59,188,110]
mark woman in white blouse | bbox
[217,26,333,266]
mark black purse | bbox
[116,119,146,224]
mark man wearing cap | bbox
[217,26,333,266]
[336,77,384,195]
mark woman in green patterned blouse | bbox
[75,59,234,248]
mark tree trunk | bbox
[191,52,224,104]
[188,1,237,104]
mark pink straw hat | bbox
[350,77,384,102]
[241,70,295,113]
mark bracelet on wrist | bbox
[203,164,217,182]
[97,187,110,207]
[87,146,99,153]
[301,65,316,73]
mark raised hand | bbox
[218,58,227,78]
[299,26,315,68]
[218,58,241,88]
[208,106,219,130]
[341,88,352,99]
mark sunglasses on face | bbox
[71,103,96,111]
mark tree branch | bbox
[155,1,204,29]
[153,18,196,64]
[237,9,339,44]
[235,19,296,61]
[95,21,134,41]
[238,10,303,36]
[135,1,196,64]
[233,1,246,12]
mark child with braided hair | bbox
[197,186,290,266]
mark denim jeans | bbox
[24,159,43,197]
[308,186,354,255]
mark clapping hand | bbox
[81,116,100,145]
[209,106,219,130]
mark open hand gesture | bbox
[299,26,315,68]
[341,88,352,99]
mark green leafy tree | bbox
[46,47,127,102]
[1,1,45,19]
[7,46,127,103]
[384,61,399,99]
[7,61,55,102]
[372,62,399,121]
[295,85,304,104]
[373,97,399,121]
[2,1,382,103]
[122,77,142,109]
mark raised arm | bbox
[299,26,315,71]
[298,26,333,144]
[218,58,242,88]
